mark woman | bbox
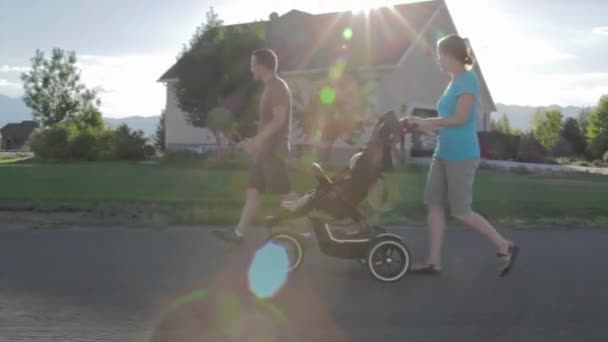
[404,34,519,277]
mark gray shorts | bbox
[247,154,292,195]
[424,157,480,216]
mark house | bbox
[0,120,39,151]
[158,0,496,159]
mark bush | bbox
[31,123,148,161]
[516,134,547,163]
[30,124,75,160]
[110,124,148,160]
[70,130,101,161]
[551,136,574,158]
[143,145,156,159]
[478,131,520,160]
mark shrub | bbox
[551,136,574,158]
[516,134,547,163]
[31,122,149,161]
[143,144,156,159]
[111,124,148,160]
[70,130,101,161]
[30,124,76,160]
[478,131,520,160]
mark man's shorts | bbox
[424,157,480,216]
[247,154,292,195]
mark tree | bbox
[531,109,563,151]
[178,7,223,59]
[494,113,512,133]
[560,117,586,156]
[206,106,235,158]
[578,107,592,136]
[587,95,608,159]
[154,110,166,151]
[174,8,265,149]
[21,48,102,128]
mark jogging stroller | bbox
[265,111,417,282]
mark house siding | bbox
[164,82,217,153]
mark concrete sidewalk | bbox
[411,157,608,175]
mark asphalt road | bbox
[0,226,606,342]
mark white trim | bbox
[159,77,178,83]
[396,0,445,67]
[323,223,370,243]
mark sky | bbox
[1,0,607,118]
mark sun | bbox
[349,0,376,14]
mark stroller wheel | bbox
[367,236,410,282]
[266,233,305,273]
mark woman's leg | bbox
[412,158,447,272]
[446,159,518,273]
[453,211,511,253]
[426,204,447,268]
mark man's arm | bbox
[255,103,288,145]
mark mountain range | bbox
[0,94,161,137]
[494,103,592,131]
[0,94,594,135]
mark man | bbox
[213,48,297,244]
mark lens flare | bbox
[247,242,289,299]
[320,87,336,104]
[329,58,347,80]
[342,28,353,41]
[167,288,209,314]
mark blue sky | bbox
[1,0,607,118]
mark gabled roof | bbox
[158,0,440,81]
[158,21,268,82]
[267,1,439,73]
[0,120,39,140]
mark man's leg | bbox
[213,162,264,244]
[235,188,261,236]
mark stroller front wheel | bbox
[367,236,410,282]
[266,233,305,273]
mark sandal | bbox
[497,243,520,277]
[410,263,442,275]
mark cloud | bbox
[0,65,30,73]
[0,79,21,88]
[592,26,608,36]
[76,54,174,117]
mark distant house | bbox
[158,0,496,159]
[0,120,39,151]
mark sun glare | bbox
[350,1,375,15]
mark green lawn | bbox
[1,161,607,227]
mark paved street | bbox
[1,226,607,341]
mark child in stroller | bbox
[264,111,425,282]
[272,110,415,235]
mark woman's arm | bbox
[405,93,474,130]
